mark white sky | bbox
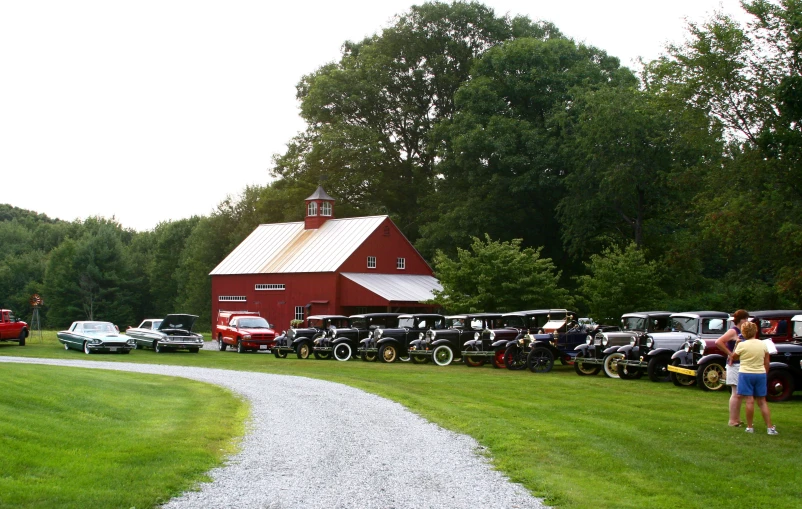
[0,0,751,231]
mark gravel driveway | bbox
[1,356,547,509]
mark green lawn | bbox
[0,357,247,509]
[2,333,801,508]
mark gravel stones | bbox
[0,357,547,509]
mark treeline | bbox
[1,1,800,329]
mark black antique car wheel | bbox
[616,362,640,380]
[766,370,794,402]
[237,340,245,353]
[697,362,726,391]
[527,347,554,373]
[218,335,227,351]
[492,349,506,369]
[314,351,332,360]
[574,354,601,376]
[296,343,311,359]
[647,356,671,382]
[333,343,352,361]
[411,354,429,364]
[463,347,485,367]
[432,345,454,366]
[670,359,696,387]
[379,344,398,363]
[274,349,287,359]
[504,347,527,370]
[602,353,624,379]
[360,350,377,362]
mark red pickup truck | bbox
[0,309,28,346]
[215,310,277,353]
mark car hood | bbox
[159,314,198,331]
[84,331,128,341]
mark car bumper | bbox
[87,344,133,352]
[667,364,697,376]
[243,341,275,350]
[157,341,204,349]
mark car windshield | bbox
[622,317,647,331]
[503,316,527,328]
[398,317,415,328]
[447,318,465,328]
[238,317,270,328]
[330,319,350,328]
[670,317,699,333]
[351,317,367,329]
[469,318,486,330]
[153,320,162,329]
[416,317,443,329]
[84,322,117,334]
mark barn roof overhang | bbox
[340,273,442,303]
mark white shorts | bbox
[726,363,740,385]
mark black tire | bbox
[274,348,287,359]
[574,354,601,376]
[504,347,527,370]
[189,347,199,353]
[84,342,91,355]
[155,342,166,353]
[527,347,555,373]
[432,345,454,366]
[603,352,625,379]
[378,344,398,363]
[463,347,486,367]
[296,342,311,359]
[64,342,70,351]
[218,334,227,351]
[696,362,726,391]
[616,362,640,380]
[670,359,696,387]
[491,349,506,369]
[647,355,671,382]
[361,351,377,362]
[314,351,332,360]
[766,370,794,402]
[333,343,352,361]
[411,354,430,364]
[237,340,245,353]
[18,329,26,346]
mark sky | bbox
[0,0,752,231]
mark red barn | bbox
[209,187,442,329]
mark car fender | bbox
[292,337,312,348]
[332,337,353,346]
[769,361,791,370]
[647,348,674,358]
[671,350,693,363]
[432,338,454,348]
[463,338,480,348]
[491,339,509,349]
[603,345,621,355]
[377,337,401,348]
[618,345,635,356]
[575,344,590,354]
[698,353,726,366]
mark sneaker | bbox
[767,426,778,435]
[745,427,754,433]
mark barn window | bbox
[294,306,305,321]
[255,284,285,291]
[367,256,376,269]
[219,296,246,302]
[383,225,390,236]
[307,201,317,216]
[321,201,332,216]
[396,257,405,270]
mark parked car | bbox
[360,314,447,363]
[58,321,134,354]
[669,310,802,391]
[574,312,672,378]
[766,314,802,401]
[0,309,28,346]
[215,311,277,353]
[126,314,205,353]
[524,315,619,373]
[473,310,557,369]
[501,310,576,370]
[458,314,510,367]
[313,313,402,361]
[408,313,503,366]
[273,315,351,359]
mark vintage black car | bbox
[767,315,802,401]
[408,313,503,366]
[573,312,672,378]
[312,313,402,361]
[273,315,351,359]
[522,314,617,373]
[458,314,509,367]
[501,310,576,371]
[670,310,802,391]
[471,310,556,369]
[359,314,447,363]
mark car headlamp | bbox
[474,332,479,340]
[645,336,654,348]
[586,335,592,345]
[602,336,609,346]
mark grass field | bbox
[2,332,802,508]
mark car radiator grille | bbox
[251,334,275,340]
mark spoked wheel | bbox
[766,370,794,402]
[647,356,671,382]
[574,354,601,376]
[411,354,430,364]
[463,347,486,367]
[218,335,227,351]
[274,348,287,359]
[527,347,555,373]
[616,362,640,380]
[432,345,454,366]
[670,359,696,387]
[504,348,527,370]
[492,349,506,369]
[360,350,377,362]
[296,342,311,359]
[333,343,352,361]
[314,351,332,360]
[379,344,398,363]
[602,352,625,379]
[697,362,726,391]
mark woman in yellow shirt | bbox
[732,321,777,435]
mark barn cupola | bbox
[304,186,336,229]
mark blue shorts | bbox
[737,373,767,397]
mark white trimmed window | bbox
[219,296,246,302]
[321,201,332,216]
[367,256,376,269]
[294,306,305,321]
[307,201,317,216]
[396,257,406,270]
[255,284,285,291]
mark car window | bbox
[141,321,151,329]
[153,320,162,329]
[670,317,699,333]
[398,317,414,328]
[622,317,646,331]
[71,323,81,332]
[469,318,484,330]
[652,317,669,331]
[794,320,802,338]
[760,319,788,337]
[351,317,367,329]
[703,318,726,335]
[504,316,526,328]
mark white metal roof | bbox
[341,273,442,302]
[210,216,388,275]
